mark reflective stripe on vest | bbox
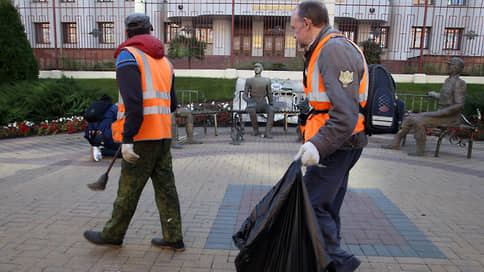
[112,46,173,142]
[304,33,368,142]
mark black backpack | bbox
[363,64,403,135]
[83,95,113,123]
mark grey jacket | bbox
[303,26,368,159]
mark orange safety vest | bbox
[112,46,173,143]
[302,33,368,142]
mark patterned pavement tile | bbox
[205,185,446,258]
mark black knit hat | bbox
[125,13,153,32]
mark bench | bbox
[230,110,299,134]
[231,89,300,133]
[433,113,481,159]
[397,93,481,159]
[175,90,218,139]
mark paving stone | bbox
[0,129,483,271]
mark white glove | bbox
[295,141,320,166]
[122,144,140,164]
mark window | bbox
[62,23,77,44]
[413,0,433,5]
[337,19,358,43]
[98,22,114,44]
[411,26,431,49]
[33,0,47,2]
[164,22,180,43]
[444,28,463,50]
[342,31,356,42]
[97,0,113,2]
[34,23,50,44]
[195,27,213,44]
[448,0,466,5]
[61,0,76,2]
[372,26,389,48]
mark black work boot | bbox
[83,230,122,248]
[151,238,185,252]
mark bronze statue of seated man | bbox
[382,57,467,156]
[242,63,275,138]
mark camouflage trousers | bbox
[101,139,183,243]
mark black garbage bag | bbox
[232,159,331,272]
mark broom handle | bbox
[106,146,122,174]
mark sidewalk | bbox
[0,126,483,272]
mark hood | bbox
[114,34,164,59]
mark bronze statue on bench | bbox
[242,63,275,138]
[383,57,467,156]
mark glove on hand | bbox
[122,144,140,164]
[295,141,320,166]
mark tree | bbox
[168,34,206,68]
[360,40,382,65]
[0,0,39,85]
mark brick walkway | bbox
[0,126,483,272]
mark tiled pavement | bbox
[0,126,483,272]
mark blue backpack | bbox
[363,64,404,135]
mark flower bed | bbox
[0,116,87,139]
[176,101,233,127]
[426,127,484,141]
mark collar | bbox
[305,25,332,57]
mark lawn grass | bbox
[70,78,481,101]
[72,77,237,102]
[173,77,237,101]
[396,83,482,97]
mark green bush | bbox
[0,77,110,125]
[168,35,206,69]
[360,40,382,65]
[0,0,39,85]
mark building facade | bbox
[13,0,484,74]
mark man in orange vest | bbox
[83,14,184,251]
[292,2,368,271]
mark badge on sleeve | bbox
[339,71,353,88]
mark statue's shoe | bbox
[381,144,400,150]
[187,138,203,144]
